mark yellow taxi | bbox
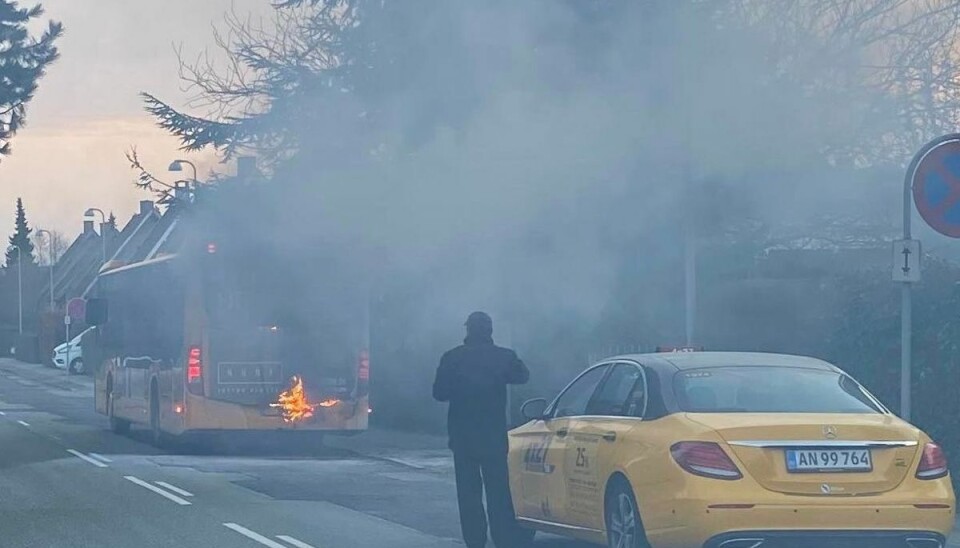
[508,352,955,548]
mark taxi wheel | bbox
[605,478,650,548]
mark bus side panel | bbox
[94,259,187,431]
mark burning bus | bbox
[86,189,371,447]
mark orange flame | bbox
[270,376,319,422]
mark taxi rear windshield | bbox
[674,366,884,414]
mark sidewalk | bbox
[0,357,92,393]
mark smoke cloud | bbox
[163,0,959,427]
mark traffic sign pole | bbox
[902,155,913,422]
[900,133,960,420]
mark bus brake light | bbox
[358,350,370,381]
[187,346,202,382]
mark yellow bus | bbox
[87,242,370,447]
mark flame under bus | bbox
[90,251,370,442]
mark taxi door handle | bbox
[556,428,568,438]
[602,431,617,442]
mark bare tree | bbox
[720,0,960,164]
[140,0,960,172]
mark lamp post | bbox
[7,245,21,335]
[84,208,106,266]
[37,229,54,312]
[168,159,198,189]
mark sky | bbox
[0,0,271,239]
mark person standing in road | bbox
[433,311,530,548]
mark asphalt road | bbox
[0,358,585,548]
[2,359,959,548]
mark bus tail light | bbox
[356,350,369,398]
[187,346,204,395]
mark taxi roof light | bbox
[671,441,742,480]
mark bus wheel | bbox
[149,384,168,448]
[515,525,536,547]
[107,380,130,435]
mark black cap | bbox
[465,311,492,328]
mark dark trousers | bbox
[453,452,520,548]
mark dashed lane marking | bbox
[154,481,193,497]
[67,449,108,468]
[89,453,112,463]
[222,523,288,548]
[124,476,192,506]
[276,535,318,548]
[16,420,29,427]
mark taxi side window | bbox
[553,365,609,418]
[585,363,645,417]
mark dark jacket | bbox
[433,335,530,456]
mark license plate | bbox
[785,449,872,472]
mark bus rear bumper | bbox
[173,393,368,433]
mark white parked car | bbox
[53,327,93,375]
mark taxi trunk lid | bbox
[687,413,921,496]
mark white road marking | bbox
[0,411,6,415]
[124,476,192,506]
[89,453,112,463]
[154,481,193,497]
[222,523,288,548]
[377,456,427,470]
[277,535,318,548]
[67,449,108,468]
[16,420,29,427]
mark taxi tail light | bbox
[186,346,203,396]
[671,441,742,480]
[916,442,948,480]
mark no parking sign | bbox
[911,136,960,238]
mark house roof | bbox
[38,201,163,307]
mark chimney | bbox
[139,200,154,216]
[174,183,191,201]
[237,156,258,179]
[83,220,95,235]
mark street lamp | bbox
[84,208,106,266]
[37,229,54,312]
[168,159,198,188]
[6,245,21,335]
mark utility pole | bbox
[84,208,106,266]
[7,245,22,335]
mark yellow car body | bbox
[508,352,955,548]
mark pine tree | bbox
[106,211,117,229]
[6,198,35,267]
[0,2,62,159]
